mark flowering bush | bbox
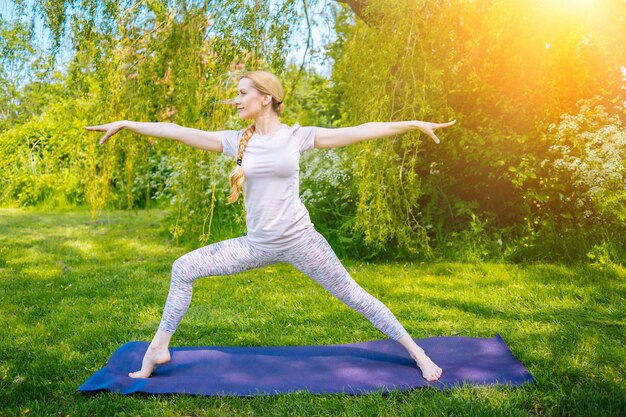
[300,148,364,257]
[510,97,626,262]
[547,101,626,224]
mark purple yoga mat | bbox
[76,335,534,396]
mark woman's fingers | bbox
[85,124,114,132]
[430,132,441,144]
[84,123,121,145]
[84,126,107,144]
[423,120,456,144]
[98,134,111,145]
[436,120,457,129]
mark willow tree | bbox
[330,0,626,256]
[1,0,309,243]
[328,0,455,256]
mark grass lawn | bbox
[0,208,624,416]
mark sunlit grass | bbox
[0,208,624,416]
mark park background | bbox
[1,0,625,416]
[2,0,626,263]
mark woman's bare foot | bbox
[129,345,171,378]
[129,329,173,378]
[413,352,443,381]
[396,334,443,381]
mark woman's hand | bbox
[84,121,127,145]
[414,120,456,144]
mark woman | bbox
[86,70,455,382]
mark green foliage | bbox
[1,0,305,247]
[2,0,625,263]
[547,100,626,225]
[328,0,625,261]
[300,148,364,258]
[0,99,91,207]
[0,18,36,131]
[508,97,626,263]
[329,1,449,258]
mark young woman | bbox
[86,71,455,382]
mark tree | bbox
[328,0,626,257]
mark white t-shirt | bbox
[222,123,317,250]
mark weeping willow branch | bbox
[334,0,384,25]
[289,0,313,94]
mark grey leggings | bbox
[159,227,409,341]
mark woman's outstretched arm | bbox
[84,120,226,152]
[313,120,456,149]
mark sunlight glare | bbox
[546,0,597,13]
[537,0,612,32]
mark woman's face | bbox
[234,78,269,120]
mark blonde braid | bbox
[227,124,256,204]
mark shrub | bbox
[509,97,626,263]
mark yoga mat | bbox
[77,335,534,396]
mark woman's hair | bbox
[227,71,285,204]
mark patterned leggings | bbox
[159,227,409,341]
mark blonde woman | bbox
[86,71,455,382]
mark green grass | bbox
[0,208,624,416]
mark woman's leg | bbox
[130,236,274,378]
[284,229,442,381]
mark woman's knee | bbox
[171,256,192,283]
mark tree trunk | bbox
[335,0,383,25]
